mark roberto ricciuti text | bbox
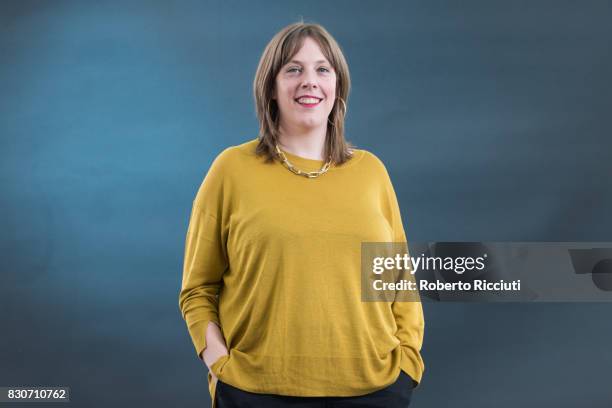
[373,279,521,292]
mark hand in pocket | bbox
[200,322,229,381]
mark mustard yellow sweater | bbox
[179,138,424,405]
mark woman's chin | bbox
[295,118,326,130]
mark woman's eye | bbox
[286,67,330,73]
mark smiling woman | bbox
[273,37,337,135]
[253,22,353,167]
[179,21,425,408]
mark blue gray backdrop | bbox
[1,1,611,407]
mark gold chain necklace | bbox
[275,144,332,178]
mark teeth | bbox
[297,97,321,104]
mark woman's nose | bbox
[301,80,318,89]
[301,70,318,88]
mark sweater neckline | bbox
[276,145,364,171]
[276,146,327,171]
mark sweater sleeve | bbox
[179,153,230,360]
[380,161,426,386]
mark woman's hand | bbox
[200,321,229,381]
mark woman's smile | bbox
[295,95,323,108]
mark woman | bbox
[179,22,425,408]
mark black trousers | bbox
[215,371,415,408]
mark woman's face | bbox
[273,37,337,134]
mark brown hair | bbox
[253,21,355,165]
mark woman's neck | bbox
[277,124,327,161]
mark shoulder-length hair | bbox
[253,22,355,165]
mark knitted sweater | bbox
[179,138,425,406]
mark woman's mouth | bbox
[295,96,322,108]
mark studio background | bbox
[1,1,611,407]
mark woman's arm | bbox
[378,155,426,385]
[179,151,231,368]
